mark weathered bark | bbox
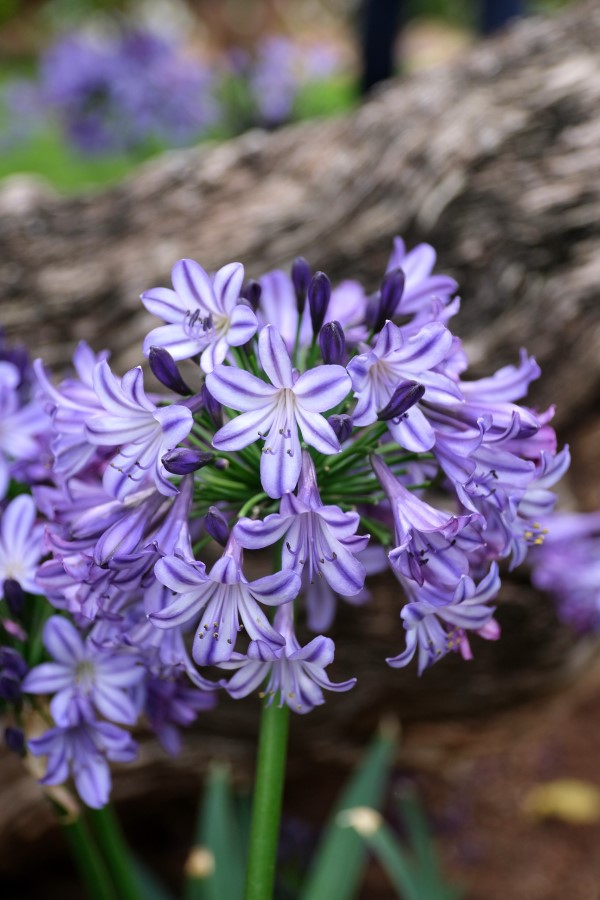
[1,0,600,876]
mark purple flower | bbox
[149,536,301,665]
[0,361,48,497]
[0,495,44,595]
[207,326,351,497]
[85,361,193,499]
[219,603,356,713]
[23,616,144,726]
[141,259,258,372]
[387,564,501,674]
[29,714,137,808]
[235,451,369,610]
[347,321,461,452]
[145,673,216,755]
[386,239,458,314]
[34,342,109,479]
[371,454,474,588]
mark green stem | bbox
[87,804,142,900]
[245,701,290,900]
[62,815,116,900]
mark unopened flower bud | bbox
[201,383,223,428]
[378,381,425,421]
[291,257,311,314]
[328,414,353,444]
[4,726,25,756]
[240,280,262,311]
[205,507,230,546]
[149,346,192,395]
[319,321,346,365]
[374,268,405,332]
[0,672,21,703]
[308,271,331,336]
[3,578,24,618]
[162,449,214,475]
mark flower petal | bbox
[293,365,351,412]
[213,406,276,452]
[258,326,293,388]
[206,365,278,412]
[43,616,84,664]
[213,262,244,314]
[294,407,341,455]
[172,259,219,314]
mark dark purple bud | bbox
[378,381,425,421]
[241,279,262,311]
[180,392,204,414]
[319,321,346,366]
[201,383,223,428]
[328,414,353,444]
[149,346,192,395]
[374,268,405,332]
[3,578,24,618]
[291,257,311,314]
[0,672,21,703]
[4,727,25,756]
[0,647,28,679]
[308,271,331,335]
[205,507,230,547]
[162,448,214,475]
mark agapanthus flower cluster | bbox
[2,29,218,156]
[0,236,567,808]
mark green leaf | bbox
[184,764,245,900]
[300,719,399,900]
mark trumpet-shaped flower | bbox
[388,564,501,674]
[149,536,301,665]
[23,616,144,726]
[0,494,45,595]
[219,604,356,713]
[141,259,258,372]
[235,451,369,601]
[207,325,351,497]
[347,321,461,452]
[85,361,193,499]
[28,714,137,808]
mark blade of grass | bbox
[300,718,399,900]
[184,764,244,900]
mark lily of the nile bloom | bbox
[0,361,47,498]
[85,361,193,500]
[219,603,356,713]
[530,511,600,633]
[145,673,216,755]
[23,616,144,726]
[149,534,301,665]
[347,321,461,452]
[207,325,351,498]
[371,454,475,588]
[141,259,258,372]
[386,238,458,316]
[388,563,501,674]
[28,713,137,808]
[34,342,109,479]
[235,451,369,630]
[0,494,45,596]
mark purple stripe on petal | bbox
[258,326,293,389]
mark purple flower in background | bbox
[388,564,501,674]
[219,603,356,712]
[141,259,257,372]
[530,511,600,632]
[235,451,369,621]
[145,673,216,756]
[29,714,137,808]
[0,495,44,595]
[207,326,351,497]
[149,536,301,665]
[85,361,193,499]
[23,616,144,726]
